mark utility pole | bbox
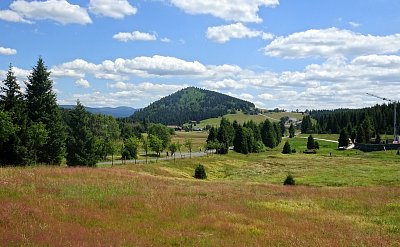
[366,93,398,144]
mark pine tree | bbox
[261,119,276,148]
[307,135,315,150]
[282,141,292,154]
[338,128,350,148]
[301,115,313,134]
[0,65,28,165]
[289,123,295,138]
[66,101,98,167]
[26,58,65,164]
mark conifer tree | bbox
[26,58,65,164]
[66,101,98,167]
[0,65,28,165]
[307,135,315,150]
[261,119,276,148]
[282,141,292,154]
[289,123,295,138]
[338,128,350,148]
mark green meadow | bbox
[1,134,400,246]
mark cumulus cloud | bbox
[206,22,274,43]
[113,31,157,42]
[0,9,32,23]
[265,28,400,58]
[258,93,273,100]
[170,0,279,23]
[0,0,92,25]
[89,0,137,19]
[75,78,90,88]
[64,82,188,107]
[0,46,17,55]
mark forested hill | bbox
[310,103,397,135]
[130,87,256,125]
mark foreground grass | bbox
[1,165,399,246]
[1,135,400,246]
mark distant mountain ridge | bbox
[130,87,256,125]
[60,105,137,118]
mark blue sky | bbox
[1,0,400,110]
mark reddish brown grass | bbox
[0,166,399,246]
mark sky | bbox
[1,0,400,110]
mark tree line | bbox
[206,118,284,155]
[0,58,189,166]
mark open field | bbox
[1,135,400,246]
[197,111,304,128]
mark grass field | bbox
[197,111,304,128]
[1,134,400,246]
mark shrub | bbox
[314,141,320,150]
[291,148,297,153]
[283,174,295,185]
[282,141,291,154]
[397,150,400,155]
[194,164,207,179]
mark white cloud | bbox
[349,21,361,28]
[201,78,246,89]
[89,0,137,19]
[0,9,32,24]
[4,0,92,25]
[0,46,17,55]
[161,37,172,43]
[65,82,188,107]
[113,31,157,42]
[170,0,279,23]
[265,28,400,58]
[75,78,90,88]
[258,93,273,100]
[206,22,274,43]
[240,93,254,100]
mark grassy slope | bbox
[1,134,400,246]
[197,111,304,128]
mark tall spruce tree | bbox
[25,58,65,164]
[261,119,276,148]
[338,128,350,148]
[0,65,28,165]
[289,123,295,138]
[66,101,98,166]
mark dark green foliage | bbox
[130,87,255,125]
[314,141,320,150]
[289,123,295,138]
[26,58,66,164]
[123,136,140,160]
[292,148,297,153]
[356,125,365,144]
[91,114,121,160]
[194,164,207,179]
[338,128,350,148]
[148,123,171,150]
[282,141,292,154]
[261,119,277,148]
[311,103,400,137]
[149,134,163,157]
[375,133,381,144]
[207,127,218,143]
[216,118,235,154]
[0,65,28,165]
[279,120,286,136]
[283,175,295,185]
[233,126,255,154]
[65,101,98,167]
[307,135,315,150]
[397,150,400,155]
[301,115,313,134]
